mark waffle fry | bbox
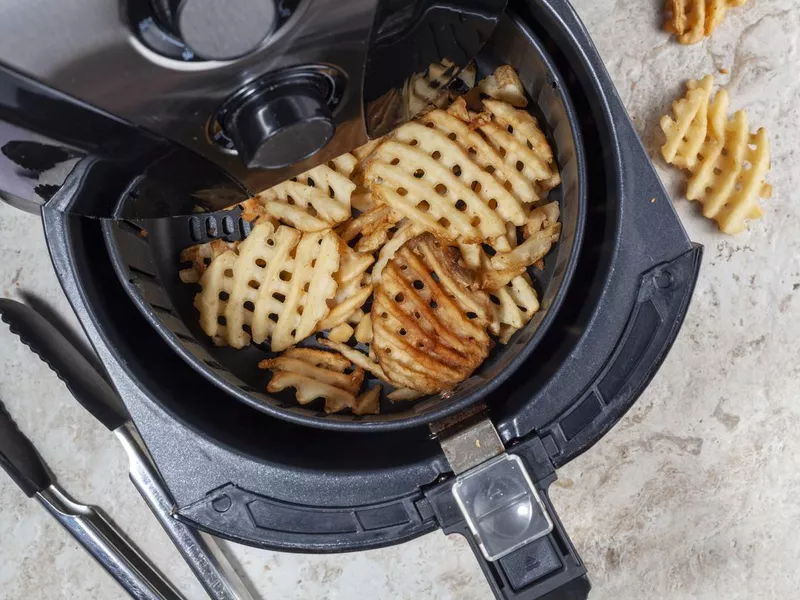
[259,348,366,414]
[371,233,490,393]
[318,337,388,381]
[371,220,421,284]
[478,99,561,196]
[193,222,341,350]
[365,123,524,244]
[661,75,714,170]
[478,65,528,108]
[253,153,358,231]
[337,204,402,253]
[179,239,239,284]
[354,385,381,415]
[317,244,374,331]
[488,275,540,344]
[491,223,561,271]
[665,0,747,45]
[661,76,771,233]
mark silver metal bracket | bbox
[433,411,554,561]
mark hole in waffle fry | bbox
[425,121,434,128]
[248,279,260,290]
[242,324,251,334]
[311,259,317,267]
[435,183,448,195]
[399,328,407,336]
[452,164,462,177]
[279,270,292,281]
[516,160,524,171]
[297,306,304,315]
[307,177,315,187]
[429,300,438,309]
[438,217,451,228]
[303,282,310,292]
[395,293,404,302]
[255,258,266,268]
[244,301,255,312]
[413,280,424,290]
[489,294,500,305]
[466,312,478,319]
[447,132,457,140]
[471,216,481,227]
[526,140,533,150]
[503,181,513,191]
[269,313,278,322]
[328,186,335,198]
[499,147,507,157]
[485,165,496,174]
[471,180,481,193]
[218,316,227,326]
[224,268,234,277]
[390,158,400,165]
[488,199,498,209]
[417,342,425,349]
[413,310,421,319]
[418,201,430,212]
[455,200,467,211]
[413,169,425,178]
[482,244,496,256]
[219,291,229,301]
[714,168,722,175]
[385,347,392,354]
[400,264,408,271]
[272,292,285,302]
[409,139,418,146]
[507,125,514,133]
[430,271,439,282]
[381,312,388,319]
[432,151,441,160]
[468,147,477,158]
[307,205,318,217]
[287,196,295,205]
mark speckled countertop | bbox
[1,1,799,598]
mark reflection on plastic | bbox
[452,454,553,561]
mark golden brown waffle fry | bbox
[478,65,528,108]
[179,239,240,284]
[478,99,561,196]
[488,275,540,344]
[661,75,714,169]
[318,337,388,381]
[661,76,771,233]
[193,222,340,351]
[337,204,402,254]
[371,233,490,394]
[424,101,539,205]
[665,0,747,45]
[365,123,525,244]
[259,347,366,414]
[491,223,561,272]
[317,244,374,331]
[371,220,421,284]
[253,153,357,231]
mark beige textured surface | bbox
[1,1,799,598]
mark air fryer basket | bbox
[102,13,587,431]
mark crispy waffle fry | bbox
[259,348,366,414]
[478,99,561,196]
[661,75,714,169]
[488,275,540,344]
[317,244,374,331]
[371,220,421,284]
[365,124,524,244]
[686,111,770,234]
[478,65,528,108]
[665,0,747,45]
[491,223,561,271]
[661,76,771,233]
[337,204,402,254]
[179,239,239,284]
[253,153,357,231]
[371,233,490,393]
[318,337,388,381]
[193,222,340,350]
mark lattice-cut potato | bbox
[665,0,748,45]
[661,75,715,170]
[477,99,561,197]
[478,65,528,108]
[253,153,358,231]
[316,244,374,331]
[371,233,491,394]
[191,222,340,351]
[488,275,541,344]
[179,239,240,284]
[337,204,402,254]
[661,75,771,233]
[259,348,369,414]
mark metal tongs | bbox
[0,299,255,600]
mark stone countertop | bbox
[1,1,798,598]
